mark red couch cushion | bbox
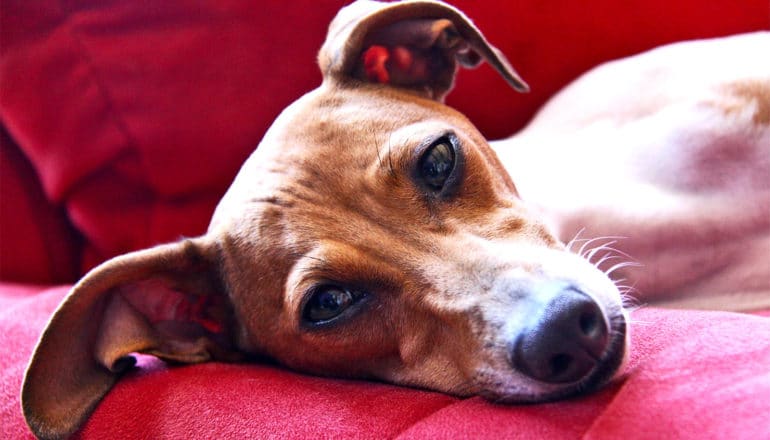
[0,132,80,283]
[1,285,769,439]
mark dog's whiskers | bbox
[604,261,642,277]
[569,234,642,281]
[565,227,586,252]
[620,295,643,312]
[611,273,642,311]
[585,241,634,262]
[593,254,625,269]
[625,314,653,326]
[373,133,384,170]
[614,283,646,319]
[584,240,620,261]
[572,235,627,259]
[372,131,398,178]
[287,252,329,268]
[616,285,638,296]
[569,234,645,313]
[386,131,397,178]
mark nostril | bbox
[550,353,573,378]
[580,310,599,337]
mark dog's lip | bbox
[487,313,628,404]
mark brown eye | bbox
[418,139,455,191]
[303,286,358,324]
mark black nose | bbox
[512,287,610,384]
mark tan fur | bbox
[722,80,770,125]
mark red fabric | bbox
[0,131,80,283]
[2,0,770,438]
[1,285,769,439]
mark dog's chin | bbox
[480,315,628,404]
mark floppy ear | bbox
[318,0,529,101]
[21,238,242,440]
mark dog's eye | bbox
[303,285,360,324]
[418,139,455,191]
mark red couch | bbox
[2,1,769,438]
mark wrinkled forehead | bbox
[247,87,445,218]
[266,84,482,162]
[217,85,480,203]
[210,83,503,250]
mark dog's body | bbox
[496,32,770,310]
[20,1,769,439]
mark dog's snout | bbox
[512,287,610,384]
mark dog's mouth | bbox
[481,313,628,403]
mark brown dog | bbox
[22,1,630,438]
[25,1,769,439]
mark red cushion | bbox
[0,133,80,283]
[2,285,769,438]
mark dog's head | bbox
[22,1,627,439]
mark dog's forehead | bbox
[212,84,485,226]
[209,83,513,286]
[265,87,457,216]
[277,84,477,156]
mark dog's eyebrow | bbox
[298,254,328,270]
[293,255,352,286]
[371,130,399,178]
[291,250,403,295]
[248,196,295,207]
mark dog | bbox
[21,0,769,438]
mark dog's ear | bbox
[318,0,528,101]
[21,238,241,440]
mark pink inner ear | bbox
[363,45,391,83]
[362,45,429,85]
[119,280,224,334]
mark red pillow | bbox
[0,132,80,283]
